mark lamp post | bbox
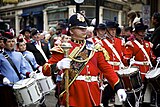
[74,0,84,13]
[96,0,100,28]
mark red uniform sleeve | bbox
[97,51,120,89]
[123,45,134,66]
[42,52,64,76]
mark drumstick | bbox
[10,82,22,85]
[25,70,38,85]
[155,60,160,70]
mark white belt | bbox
[76,75,98,82]
[131,61,149,65]
[108,61,121,66]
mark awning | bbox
[21,11,42,17]
[32,11,42,16]
[21,13,29,17]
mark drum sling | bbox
[1,51,22,80]
[23,54,36,71]
[134,40,153,68]
[103,38,125,68]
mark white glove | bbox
[38,66,42,72]
[3,77,11,85]
[29,72,36,78]
[117,89,127,102]
[157,57,160,61]
[57,58,72,70]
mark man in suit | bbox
[150,12,160,57]
[26,29,51,66]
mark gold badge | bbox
[145,43,149,48]
[77,13,85,22]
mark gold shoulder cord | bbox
[94,43,110,61]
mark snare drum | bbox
[146,68,160,92]
[117,67,143,92]
[13,78,42,106]
[36,73,56,94]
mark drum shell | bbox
[13,78,42,106]
[146,68,160,93]
[36,73,56,94]
[117,67,143,92]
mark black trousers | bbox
[0,86,18,107]
[102,84,115,107]
[124,91,142,107]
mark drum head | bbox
[145,68,160,79]
[13,78,35,89]
[35,73,46,80]
[117,67,139,75]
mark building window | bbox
[103,9,118,22]
[47,8,68,27]
[81,7,95,19]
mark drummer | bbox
[103,21,125,107]
[0,32,34,107]
[123,19,156,107]
[16,38,43,73]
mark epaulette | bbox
[125,41,134,47]
[50,46,64,53]
[94,43,110,61]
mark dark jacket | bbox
[26,41,51,66]
[150,24,160,57]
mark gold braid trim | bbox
[94,43,110,61]
[68,40,95,63]
[59,73,79,97]
[43,63,51,71]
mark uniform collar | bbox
[71,39,84,44]
[4,48,14,52]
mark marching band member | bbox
[42,13,127,107]
[0,32,33,107]
[17,39,42,72]
[16,37,47,107]
[123,21,156,107]
[101,21,125,107]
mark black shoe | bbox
[39,102,46,107]
[114,105,122,107]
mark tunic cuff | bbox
[114,82,123,92]
[50,63,59,74]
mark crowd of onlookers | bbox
[0,10,160,107]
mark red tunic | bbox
[42,40,120,107]
[123,39,156,81]
[91,37,125,71]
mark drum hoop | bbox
[14,80,36,89]
[146,69,160,79]
[117,67,139,76]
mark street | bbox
[28,90,58,107]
